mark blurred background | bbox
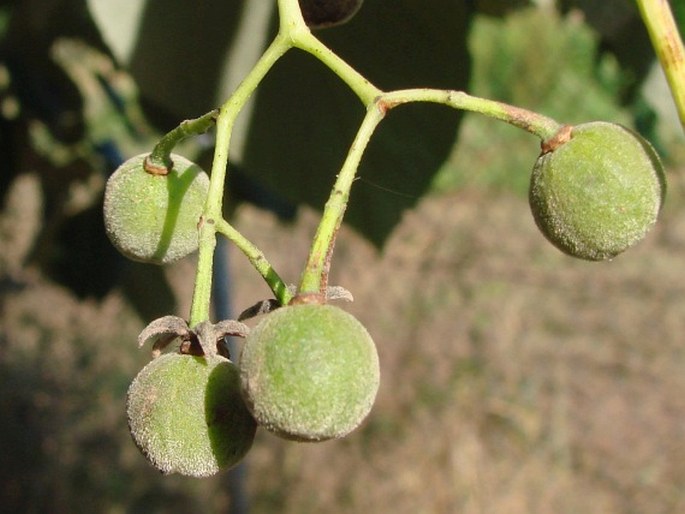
[2,0,685,512]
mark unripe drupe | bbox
[126,353,256,477]
[240,304,380,442]
[103,153,209,265]
[529,122,666,260]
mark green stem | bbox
[144,109,219,175]
[216,218,293,306]
[293,30,382,105]
[380,88,563,140]
[189,0,568,316]
[189,216,217,328]
[277,0,380,104]
[636,0,685,131]
[205,35,292,218]
[278,0,308,34]
[188,34,292,327]
[298,104,385,297]
[296,88,562,299]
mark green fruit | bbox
[529,122,666,261]
[240,304,380,442]
[299,0,364,28]
[126,353,256,477]
[103,153,209,265]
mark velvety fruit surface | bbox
[103,153,209,264]
[126,353,256,477]
[529,122,665,260]
[240,304,380,441]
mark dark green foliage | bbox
[243,0,471,246]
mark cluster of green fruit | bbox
[123,301,379,477]
[103,118,664,476]
[105,152,380,476]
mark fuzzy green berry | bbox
[126,353,256,477]
[240,304,380,442]
[103,153,209,265]
[529,122,666,261]
[299,0,364,28]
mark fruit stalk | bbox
[216,219,292,305]
[205,34,291,220]
[298,104,385,298]
[380,88,563,141]
[279,0,380,104]
[144,110,219,174]
[636,0,685,131]
[292,29,381,105]
[190,0,566,314]
[297,87,563,297]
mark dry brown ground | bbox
[2,171,685,513]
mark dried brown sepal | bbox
[193,319,250,359]
[193,321,220,358]
[138,315,192,358]
[238,299,281,322]
[213,319,251,339]
[325,285,354,302]
[138,316,249,359]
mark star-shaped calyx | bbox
[137,316,250,359]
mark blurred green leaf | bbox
[434,7,633,195]
[559,0,654,100]
[242,0,471,246]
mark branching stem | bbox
[188,34,292,326]
[186,0,569,318]
[297,88,562,298]
[292,30,382,105]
